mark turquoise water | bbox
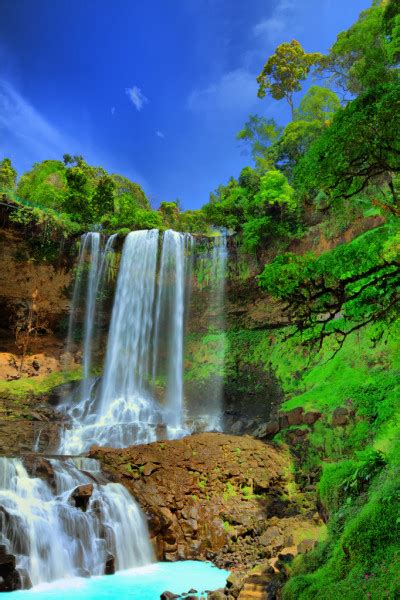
[2,562,229,600]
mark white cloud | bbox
[253,17,285,44]
[0,79,71,158]
[187,68,258,113]
[156,130,165,138]
[125,85,148,111]
[253,0,295,45]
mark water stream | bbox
[0,457,152,587]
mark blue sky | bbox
[0,0,370,209]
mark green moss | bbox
[0,369,82,399]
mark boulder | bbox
[160,592,180,599]
[0,553,22,592]
[105,553,115,575]
[259,526,284,551]
[70,483,94,512]
[230,421,244,435]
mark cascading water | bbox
[60,229,192,454]
[0,227,230,590]
[0,457,152,587]
[186,234,228,431]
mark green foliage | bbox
[295,83,400,206]
[0,157,17,189]
[257,40,323,116]
[91,174,116,220]
[203,168,296,253]
[318,1,396,94]
[14,156,152,231]
[260,226,400,344]
[237,115,282,171]
[383,0,400,64]
[17,160,67,210]
[294,86,341,124]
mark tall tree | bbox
[0,158,17,190]
[256,40,322,118]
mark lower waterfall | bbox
[0,456,152,588]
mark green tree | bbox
[318,2,396,95]
[275,120,324,179]
[253,170,296,212]
[112,174,150,210]
[64,165,93,223]
[295,83,400,210]
[0,158,17,190]
[383,0,400,64]
[294,85,341,123]
[92,174,116,220]
[256,40,322,118]
[237,115,282,171]
[17,160,67,209]
[159,201,180,229]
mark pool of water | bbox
[2,561,229,600]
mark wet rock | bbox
[226,571,245,597]
[90,433,317,570]
[143,462,159,476]
[104,553,115,575]
[70,483,93,512]
[230,421,244,435]
[0,553,22,592]
[160,591,180,599]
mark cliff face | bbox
[0,225,74,368]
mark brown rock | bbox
[143,462,159,476]
[70,483,93,512]
[259,526,284,550]
[286,407,304,426]
[332,407,349,426]
[207,590,226,599]
[303,411,321,425]
[297,539,317,554]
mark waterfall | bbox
[187,234,227,431]
[60,229,230,453]
[61,229,192,454]
[152,230,191,432]
[0,457,152,587]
